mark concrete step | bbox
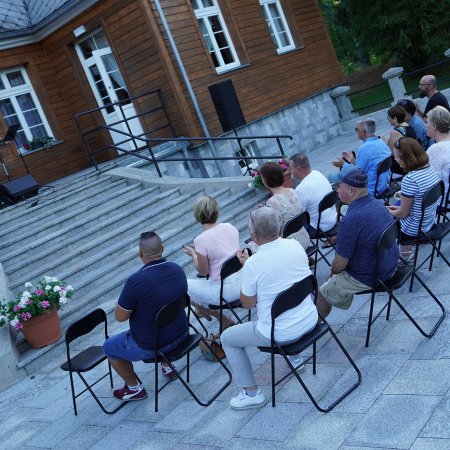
[1,185,161,265]
[0,178,129,238]
[1,182,147,248]
[0,174,112,225]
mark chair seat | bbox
[258,323,330,355]
[426,223,450,241]
[142,333,202,363]
[60,345,106,372]
[319,224,338,238]
[208,299,242,310]
[358,265,414,295]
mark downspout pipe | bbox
[152,0,226,177]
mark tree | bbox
[320,0,450,69]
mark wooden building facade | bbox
[0,0,343,185]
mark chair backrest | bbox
[317,190,339,230]
[376,219,399,255]
[65,308,107,345]
[221,254,245,280]
[374,156,392,195]
[271,275,317,321]
[422,181,443,208]
[282,211,310,238]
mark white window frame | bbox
[192,0,240,73]
[0,67,53,153]
[259,0,295,54]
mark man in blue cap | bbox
[316,167,399,318]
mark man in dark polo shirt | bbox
[417,74,450,120]
[316,168,399,319]
[103,231,188,401]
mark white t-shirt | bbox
[427,140,450,198]
[295,170,336,231]
[194,223,239,280]
[241,238,318,341]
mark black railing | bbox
[348,80,393,115]
[75,91,293,178]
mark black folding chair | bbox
[309,190,341,273]
[404,181,450,291]
[258,275,361,412]
[208,253,252,335]
[60,308,126,416]
[374,156,400,205]
[142,294,232,412]
[356,220,446,347]
[282,211,318,270]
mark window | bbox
[191,0,240,73]
[0,67,53,152]
[259,0,295,54]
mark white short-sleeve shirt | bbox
[295,170,336,231]
[241,238,318,341]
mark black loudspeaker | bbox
[0,174,39,205]
[208,79,246,132]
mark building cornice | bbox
[0,0,100,50]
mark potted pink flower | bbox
[0,276,74,348]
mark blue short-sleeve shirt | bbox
[336,195,399,286]
[118,258,188,351]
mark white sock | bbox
[129,383,141,391]
[245,388,258,397]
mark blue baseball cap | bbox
[336,167,368,188]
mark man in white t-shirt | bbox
[289,153,337,235]
[221,207,318,411]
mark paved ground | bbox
[1,123,450,450]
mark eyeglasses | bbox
[394,137,407,149]
[354,127,364,132]
[419,83,432,87]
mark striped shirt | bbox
[400,165,439,236]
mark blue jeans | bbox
[103,329,188,362]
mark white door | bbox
[76,31,144,151]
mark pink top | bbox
[194,223,240,280]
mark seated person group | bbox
[102,103,449,410]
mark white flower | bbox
[53,286,61,293]
[59,297,67,305]
[44,276,51,283]
[66,285,73,292]
[45,285,52,291]
[19,298,28,308]
[24,282,33,289]
[50,277,59,283]
[22,291,31,298]
[248,182,253,188]
[10,317,19,327]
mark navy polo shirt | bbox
[336,195,399,286]
[117,258,188,350]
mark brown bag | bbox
[199,335,226,362]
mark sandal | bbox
[321,236,337,248]
[195,307,212,321]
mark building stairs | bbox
[0,169,267,374]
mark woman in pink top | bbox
[183,196,240,332]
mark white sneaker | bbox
[288,355,306,373]
[229,389,267,410]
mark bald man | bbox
[103,231,188,401]
[417,74,449,119]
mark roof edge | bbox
[0,0,100,51]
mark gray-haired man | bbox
[221,207,318,410]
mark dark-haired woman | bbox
[259,161,310,251]
[387,138,439,262]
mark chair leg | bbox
[382,275,446,338]
[68,371,78,416]
[154,361,159,413]
[108,360,114,388]
[365,294,376,348]
[386,295,392,321]
[271,350,276,407]
[312,342,317,375]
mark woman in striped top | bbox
[387,138,439,262]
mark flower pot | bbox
[282,169,293,188]
[21,308,62,349]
